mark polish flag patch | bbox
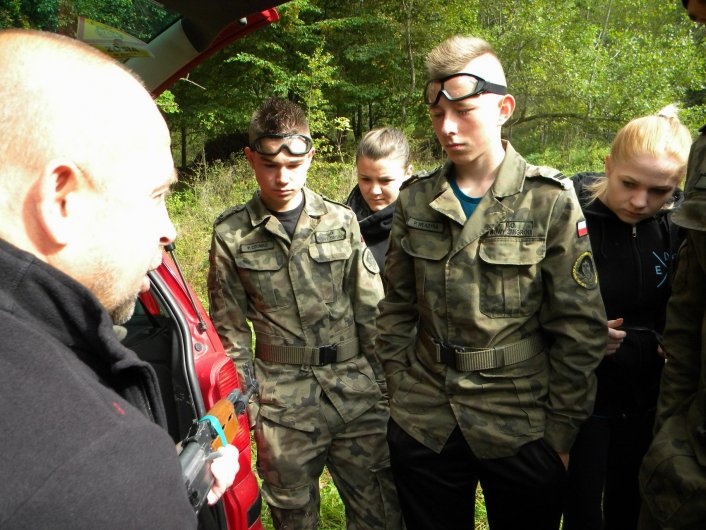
[577,220,588,238]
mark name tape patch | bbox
[407,218,444,233]
[240,241,275,253]
[487,221,534,237]
[315,228,346,243]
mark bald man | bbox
[0,29,235,528]
[375,35,606,529]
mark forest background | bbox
[5,1,706,527]
[161,0,706,304]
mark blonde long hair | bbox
[586,106,692,205]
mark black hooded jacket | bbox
[345,184,395,275]
[572,173,683,417]
[0,239,196,529]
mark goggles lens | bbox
[251,134,313,156]
[424,73,507,106]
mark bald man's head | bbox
[0,29,159,188]
[0,29,176,323]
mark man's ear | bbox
[498,94,516,125]
[244,146,256,170]
[36,160,84,246]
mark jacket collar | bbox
[0,238,164,422]
[428,141,524,226]
[246,186,328,226]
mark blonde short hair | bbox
[425,35,498,80]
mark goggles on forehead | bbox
[423,72,507,106]
[250,133,313,156]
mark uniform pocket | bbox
[401,232,450,308]
[478,351,548,434]
[478,236,545,317]
[308,239,352,302]
[234,248,290,310]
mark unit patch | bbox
[363,247,380,274]
[487,221,533,237]
[315,228,346,243]
[407,218,444,233]
[572,251,598,289]
[241,241,275,253]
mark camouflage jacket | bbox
[376,142,607,458]
[208,187,385,431]
[638,130,706,527]
[654,127,706,454]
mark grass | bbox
[251,439,489,530]
[255,466,490,529]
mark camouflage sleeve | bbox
[538,186,607,453]
[654,231,706,432]
[375,195,419,395]
[207,227,254,378]
[343,214,385,380]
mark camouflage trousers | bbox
[254,396,403,530]
[639,409,706,530]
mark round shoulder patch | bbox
[572,251,598,289]
[362,247,380,274]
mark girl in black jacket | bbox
[564,109,692,530]
[345,127,412,276]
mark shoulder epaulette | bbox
[526,167,571,190]
[321,195,351,210]
[213,204,245,226]
[400,166,440,191]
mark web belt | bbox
[420,330,545,372]
[255,336,359,366]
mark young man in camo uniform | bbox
[375,35,607,530]
[207,97,401,530]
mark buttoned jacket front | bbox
[376,142,607,458]
[209,187,385,432]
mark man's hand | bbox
[606,318,626,355]
[206,444,239,506]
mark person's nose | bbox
[630,190,648,210]
[159,206,177,246]
[274,167,290,186]
[440,113,458,136]
[370,182,382,195]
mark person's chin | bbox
[365,200,389,212]
[110,294,139,325]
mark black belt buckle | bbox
[439,343,457,368]
[318,344,338,364]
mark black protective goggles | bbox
[250,133,313,156]
[423,73,507,106]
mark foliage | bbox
[6,1,706,171]
[155,0,706,172]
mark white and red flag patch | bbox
[576,220,588,238]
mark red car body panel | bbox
[143,252,263,530]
